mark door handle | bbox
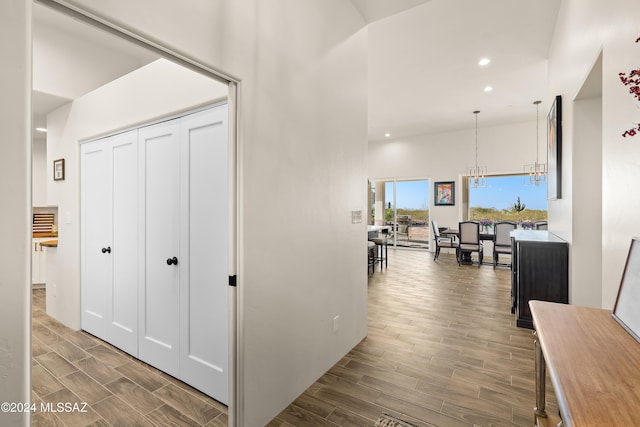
[166,257,178,266]
[101,246,111,254]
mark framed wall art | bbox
[53,158,65,181]
[547,95,562,200]
[434,181,455,206]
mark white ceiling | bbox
[350,0,432,24]
[33,0,561,143]
[32,3,160,130]
[367,0,561,141]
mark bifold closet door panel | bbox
[80,131,138,356]
[179,106,229,404]
[138,120,181,376]
[109,132,139,355]
[81,140,112,339]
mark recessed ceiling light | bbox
[384,133,391,138]
[484,86,493,92]
[35,127,47,133]
[478,58,491,66]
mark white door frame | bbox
[33,1,242,425]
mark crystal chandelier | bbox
[524,100,547,186]
[467,110,487,188]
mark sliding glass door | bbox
[370,179,430,249]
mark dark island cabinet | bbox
[511,230,568,329]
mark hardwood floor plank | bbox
[357,375,443,412]
[92,395,156,426]
[148,403,210,427]
[326,407,379,427]
[32,336,51,358]
[64,330,102,350]
[32,322,64,346]
[40,388,103,427]
[48,338,91,363]
[152,383,222,425]
[35,351,79,378]
[274,404,340,427]
[74,356,121,385]
[31,364,65,397]
[316,373,383,404]
[373,394,472,427]
[342,360,420,390]
[115,361,169,393]
[59,370,112,405]
[289,390,336,419]
[104,376,165,415]
[312,386,390,422]
[205,413,229,427]
[85,344,132,369]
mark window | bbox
[468,175,547,228]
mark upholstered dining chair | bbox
[458,221,483,267]
[493,221,517,268]
[535,221,548,230]
[431,220,459,261]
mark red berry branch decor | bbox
[619,37,640,137]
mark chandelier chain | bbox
[525,100,546,186]
[473,110,480,170]
[535,100,540,163]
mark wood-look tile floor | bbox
[32,249,558,427]
[31,288,228,427]
[270,250,558,427]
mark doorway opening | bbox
[31,0,239,423]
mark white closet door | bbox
[179,106,229,404]
[80,131,138,355]
[108,131,139,355]
[81,139,112,339]
[138,120,181,376]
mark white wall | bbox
[0,2,31,425]
[32,138,47,206]
[369,120,542,232]
[45,58,227,328]
[45,2,369,426]
[571,96,602,307]
[547,0,640,308]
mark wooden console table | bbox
[530,300,640,426]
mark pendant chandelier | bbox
[467,110,487,188]
[524,100,547,186]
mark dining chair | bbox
[493,221,517,268]
[458,221,483,267]
[431,220,459,261]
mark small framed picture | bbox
[434,181,455,206]
[53,158,65,181]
